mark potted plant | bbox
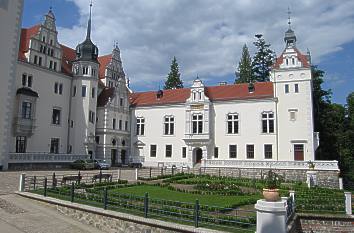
[263,170,282,202]
[308,160,315,170]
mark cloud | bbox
[57,0,354,89]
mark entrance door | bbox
[294,144,304,161]
[121,149,126,165]
[111,149,117,165]
[195,148,203,164]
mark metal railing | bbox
[24,173,256,232]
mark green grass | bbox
[110,184,261,208]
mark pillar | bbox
[19,173,26,192]
[306,170,317,188]
[344,192,352,215]
[255,198,287,233]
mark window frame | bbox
[82,85,87,97]
[226,113,239,134]
[214,147,219,159]
[182,147,187,158]
[192,113,203,134]
[136,117,145,136]
[89,111,95,124]
[246,144,255,159]
[164,115,175,135]
[294,83,299,93]
[264,144,273,159]
[16,136,27,153]
[21,101,32,119]
[150,145,157,157]
[229,145,237,158]
[285,84,289,93]
[261,112,275,134]
[50,138,60,154]
[51,108,61,125]
[165,145,172,158]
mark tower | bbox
[69,2,99,156]
[270,13,316,161]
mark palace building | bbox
[2,5,335,171]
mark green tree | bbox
[252,34,275,82]
[235,44,253,83]
[164,56,183,89]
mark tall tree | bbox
[164,56,183,89]
[252,34,275,82]
[235,44,253,83]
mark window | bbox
[82,85,86,97]
[83,66,89,75]
[113,119,116,129]
[150,145,157,157]
[42,36,46,42]
[91,87,95,98]
[246,145,254,159]
[229,145,237,158]
[95,136,100,144]
[92,68,96,76]
[27,75,32,88]
[165,145,172,158]
[136,117,145,135]
[34,55,38,64]
[182,147,187,158]
[22,74,26,86]
[89,111,95,124]
[50,138,59,154]
[54,82,58,94]
[21,101,32,119]
[214,147,219,158]
[49,60,53,69]
[292,58,295,65]
[59,84,63,95]
[52,108,61,125]
[50,39,53,45]
[125,121,128,131]
[53,62,57,70]
[262,112,274,133]
[294,84,299,93]
[119,120,122,130]
[289,109,298,121]
[227,113,239,134]
[264,144,272,159]
[38,57,42,66]
[70,120,74,128]
[285,84,289,93]
[120,98,123,106]
[72,86,76,97]
[16,136,26,153]
[286,58,289,65]
[192,114,203,134]
[164,116,174,135]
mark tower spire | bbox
[287,7,292,29]
[86,0,93,40]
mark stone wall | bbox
[288,214,354,233]
[139,167,340,188]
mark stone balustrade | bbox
[8,153,89,163]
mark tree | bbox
[235,44,253,83]
[164,56,183,89]
[252,34,275,82]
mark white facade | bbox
[2,8,322,170]
[0,0,24,169]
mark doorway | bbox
[121,149,126,165]
[194,148,203,164]
[111,149,117,165]
[294,144,304,161]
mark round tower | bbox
[69,2,99,156]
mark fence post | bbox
[33,176,37,190]
[289,190,295,210]
[339,178,343,190]
[78,171,81,185]
[149,167,152,178]
[218,168,221,177]
[52,172,56,188]
[160,167,163,176]
[135,168,138,181]
[172,166,175,175]
[99,169,102,183]
[103,187,108,210]
[344,192,352,215]
[44,177,47,197]
[19,173,26,192]
[194,199,200,228]
[70,182,75,202]
[144,192,149,218]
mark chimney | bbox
[248,83,255,93]
[156,89,163,99]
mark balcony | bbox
[13,117,36,136]
[183,133,210,146]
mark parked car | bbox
[70,159,95,170]
[94,159,110,170]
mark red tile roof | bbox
[97,87,115,107]
[60,44,76,76]
[98,54,112,79]
[273,48,310,69]
[18,25,40,61]
[129,82,274,107]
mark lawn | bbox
[110,184,261,208]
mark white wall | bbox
[0,0,24,169]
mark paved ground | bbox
[0,168,136,233]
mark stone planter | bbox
[262,188,280,202]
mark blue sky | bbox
[22,0,354,104]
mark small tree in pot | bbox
[263,170,283,202]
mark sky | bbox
[22,0,354,104]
